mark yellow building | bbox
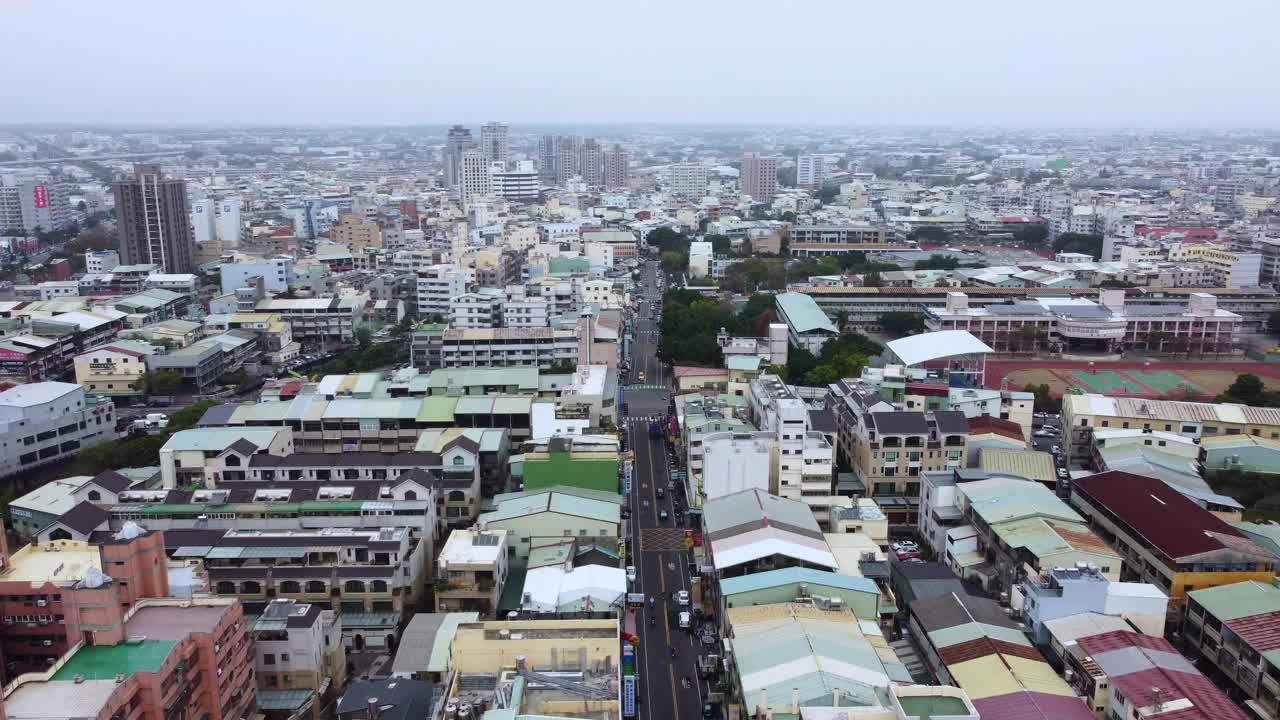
[1170,243,1262,288]
[1063,393,1280,466]
[73,340,157,398]
[329,213,382,252]
[205,312,299,365]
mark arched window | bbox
[87,490,101,501]
[305,580,326,594]
[241,581,262,594]
[224,455,242,467]
[453,455,465,465]
[280,581,301,594]
[215,581,237,594]
[370,580,388,593]
[403,490,417,501]
[344,580,366,593]
[448,490,466,502]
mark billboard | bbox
[33,184,47,209]
[622,676,637,718]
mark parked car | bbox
[627,566,637,583]
[676,590,690,606]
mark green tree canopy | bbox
[646,227,688,253]
[878,311,926,337]
[1051,232,1103,259]
[1013,224,1049,247]
[913,254,961,271]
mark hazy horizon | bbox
[6,0,1280,129]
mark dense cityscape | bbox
[4,5,1280,720]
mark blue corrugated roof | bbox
[719,567,878,597]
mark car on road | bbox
[678,612,691,629]
[1051,445,1061,455]
[659,510,668,522]
[1057,467,1069,479]
[627,565,637,583]
[1033,429,1054,437]
[656,486,664,498]
[676,590,690,606]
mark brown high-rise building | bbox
[112,164,195,273]
[740,153,779,202]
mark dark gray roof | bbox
[89,470,133,493]
[871,412,930,435]
[196,404,237,427]
[338,679,433,720]
[931,411,970,434]
[226,437,261,456]
[54,501,111,535]
[808,408,836,434]
[910,591,1021,633]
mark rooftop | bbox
[0,381,82,407]
[978,449,1056,484]
[776,292,838,334]
[53,639,177,681]
[1,540,102,585]
[1072,471,1269,560]
[886,330,993,366]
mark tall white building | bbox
[191,198,217,243]
[218,198,242,245]
[668,162,708,199]
[797,155,829,189]
[459,150,493,207]
[219,256,294,294]
[417,264,469,319]
[604,145,629,190]
[480,122,509,166]
[492,160,539,202]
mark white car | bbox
[626,565,637,583]
[676,590,690,606]
[1057,468,1069,479]
[678,612,691,629]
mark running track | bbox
[984,358,1280,396]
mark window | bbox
[263,654,275,665]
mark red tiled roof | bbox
[1071,471,1255,560]
[1225,610,1280,653]
[1077,629,1173,655]
[938,636,1044,665]
[672,366,726,378]
[966,415,1026,442]
[1110,667,1247,720]
[100,345,146,359]
[972,692,1095,720]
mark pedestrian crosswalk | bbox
[635,330,660,336]
[624,384,666,391]
[625,415,666,423]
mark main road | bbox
[624,258,706,720]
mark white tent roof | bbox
[522,565,626,613]
[886,330,992,366]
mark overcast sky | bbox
[5,0,1279,128]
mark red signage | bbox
[33,184,47,209]
[0,348,29,362]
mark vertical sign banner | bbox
[33,184,48,209]
[623,675,637,717]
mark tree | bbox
[908,226,950,245]
[804,365,842,387]
[1099,279,1137,289]
[863,271,884,288]
[835,310,851,333]
[549,359,577,374]
[1268,309,1280,336]
[1026,383,1061,413]
[646,227,688,253]
[913,254,961,271]
[660,250,688,273]
[1051,232,1104,260]
[706,234,732,253]
[815,185,840,204]
[878,312,925,337]
[1013,326,1046,353]
[1217,373,1278,407]
[1012,224,1049,247]
[147,369,182,395]
[76,200,87,213]
[356,327,373,349]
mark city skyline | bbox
[4,0,1280,128]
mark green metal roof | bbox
[1189,580,1280,621]
[719,567,878,597]
[776,292,837,334]
[979,449,1056,484]
[726,355,763,371]
[52,641,176,680]
[257,690,315,711]
[416,396,459,422]
[161,427,283,452]
[523,454,618,493]
[957,477,1082,525]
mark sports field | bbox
[986,359,1280,399]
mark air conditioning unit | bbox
[42,640,51,646]
[36,599,47,607]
